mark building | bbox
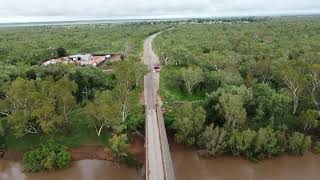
[42,54,112,67]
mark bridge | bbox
[143,32,175,180]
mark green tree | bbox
[314,142,320,154]
[288,132,311,155]
[199,124,227,156]
[252,83,275,122]
[4,78,40,136]
[109,133,129,160]
[113,60,147,123]
[270,89,292,123]
[56,47,67,57]
[308,64,320,111]
[250,127,287,160]
[181,66,204,94]
[53,77,77,122]
[276,61,308,114]
[173,102,206,145]
[84,91,124,136]
[211,85,251,128]
[228,129,256,157]
[299,109,319,130]
[23,141,71,172]
[228,127,287,160]
[3,77,77,136]
[254,59,273,83]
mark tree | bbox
[172,102,206,145]
[56,47,67,57]
[22,140,71,172]
[84,91,124,136]
[4,78,40,136]
[2,77,77,137]
[160,51,173,65]
[113,59,147,122]
[168,48,196,66]
[114,59,147,89]
[113,84,137,123]
[288,132,311,155]
[199,124,227,156]
[53,77,77,122]
[276,61,308,114]
[68,66,113,101]
[181,66,204,94]
[299,109,319,131]
[228,127,287,160]
[254,59,273,83]
[228,129,256,157]
[270,89,292,123]
[220,68,244,87]
[210,85,251,129]
[109,133,129,160]
[31,96,60,134]
[308,64,320,112]
[122,42,133,58]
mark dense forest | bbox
[153,17,320,160]
[0,23,169,171]
[1,17,320,172]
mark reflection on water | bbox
[0,160,141,180]
[172,146,320,180]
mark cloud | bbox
[0,0,319,23]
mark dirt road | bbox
[143,32,174,180]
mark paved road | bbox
[143,32,175,180]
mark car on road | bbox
[154,64,160,72]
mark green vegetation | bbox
[287,132,312,155]
[109,134,129,160]
[172,102,206,145]
[22,140,71,172]
[0,23,171,170]
[56,47,67,57]
[153,17,320,160]
[0,23,169,65]
[314,142,320,154]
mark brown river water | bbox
[1,147,320,180]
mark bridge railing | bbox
[156,104,175,180]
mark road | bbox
[143,32,175,180]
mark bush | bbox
[228,129,256,157]
[314,142,320,154]
[249,127,287,160]
[199,124,227,156]
[202,47,210,53]
[22,140,71,172]
[173,102,206,146]
[56,47,67,57]
[109,134,129,160]
[288,132,311,155]
[228,127,287,160]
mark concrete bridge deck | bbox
[143,33,175,180]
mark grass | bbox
[4,123,111,151]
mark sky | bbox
[0,0,320,23]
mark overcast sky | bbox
[0,0,319,23]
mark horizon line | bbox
[0,12,319,25]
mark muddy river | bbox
[1,147,320,180]
[0,160,141,180]
[172,147,320,180]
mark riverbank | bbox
[1,135,145,163]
